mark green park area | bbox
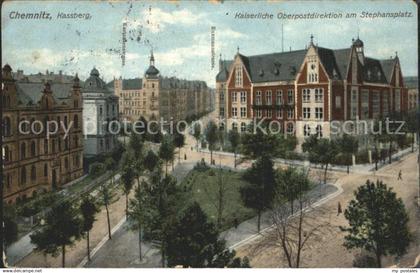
[179,165,255,231]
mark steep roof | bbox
[83,68,112,94]
[363,57,388,84]
[16,82,73,106]
[240,50,307,83]
[380,58,396,83]
[216,60,232,82]
[160,76,207,90]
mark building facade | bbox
[2,65,84,204]
[404,76,418,111]
[82,68,119,157]
[216,37,409,146]
[109,52,213,122]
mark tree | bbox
[341,180,411,267]
[205,121,219,164]
[337,134,359,173]
[276,167,310,215]
[104,156,117,183]
[255,178,331,268]
[159,136,175,177]
[127,181,149,262]
[144,150,160,172]
[121,165,136,215]
[173,132,185,163]
[241,156,276,232]
[302,135,338,183]
[89,162,105,178]
[165,202,249,268]
[80,195,99,261]
[228,129,240,168]
[3,205,18,255]
[142,172,179,267]
[241,122,280,160]
[30,201,82,267]
[402,110,417,152]
[99,185,117,240]
[192,122,201,151]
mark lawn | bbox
[179,167,255,231]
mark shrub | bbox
[89,162,105,178]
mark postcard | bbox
[1,0,418,271]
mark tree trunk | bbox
[257,211,261,232]
[210,149,213,164]
[138,228,142,262]
[375,252,382,268]
[347,164,350,174]
[374,146,378,171]
[125,193,129,216]
[388,142,392,164]
[62,245,66,268]
[412,134,414,152]
[106,205,112,240]
[234,151,237,168]
[161,248,165,267]
[178,148,181,162]
[165,163,168,177]
[87,231,91,261]
[323,163,328,183]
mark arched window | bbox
[6,96,10,108]
[52,139,56,153]
[44,164,48,177]
[3,117,11,136]
[20,142,26,159]
[74,114,78,128]
[64,116,68,127]
[31,141,36,157]
[31,165,36,181]
[20,167,26,184]
[20,118,28,134]
[75,155,80,167]
[64,157,69,170]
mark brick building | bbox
[2,65,84,204]
[216,37,408,147]
[109,52,213,122]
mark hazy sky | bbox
[2,0,418,87]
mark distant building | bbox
[108,51,213,122]
[404,76,418,111]
[217,36,409,147]
[2,65,84,204]
[82,68,119,157]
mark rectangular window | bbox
[395,89,401,111]
[256,109,262,118]
[232,107,237,117]
[240,107,246,118]
[303,107,311,119]
[303,89,310,103]
[267,109,272,118]
[361,90,369,119]
[335,96,341,108]
[276,90,283,105]
[315,88,323,102]
[256,91,262,105]
[219,108,225,117]
[287,109,294,119]
[383,91,389,116]
[232,92,237,103]
[240,91,247,103]
[266,90,272,105]
[235,65,243,87]
[304,124,311,136]
[316,125,323,137]
[219,92,224,103]
[287,90,294,104]
[276,109,283,119]
[372,91,380,119]
[315,107,323,119]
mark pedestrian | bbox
[397,170,403,180]
[234,217,239,229]
[184,154,187,160]
[337,202,342,216]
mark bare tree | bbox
[251,180,333,268]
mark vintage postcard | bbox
[1,0,418,271]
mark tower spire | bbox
[150,49,155,66]
[310,34,314,46]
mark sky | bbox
[2,0,418,87]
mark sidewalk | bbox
[85,183,340,267]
